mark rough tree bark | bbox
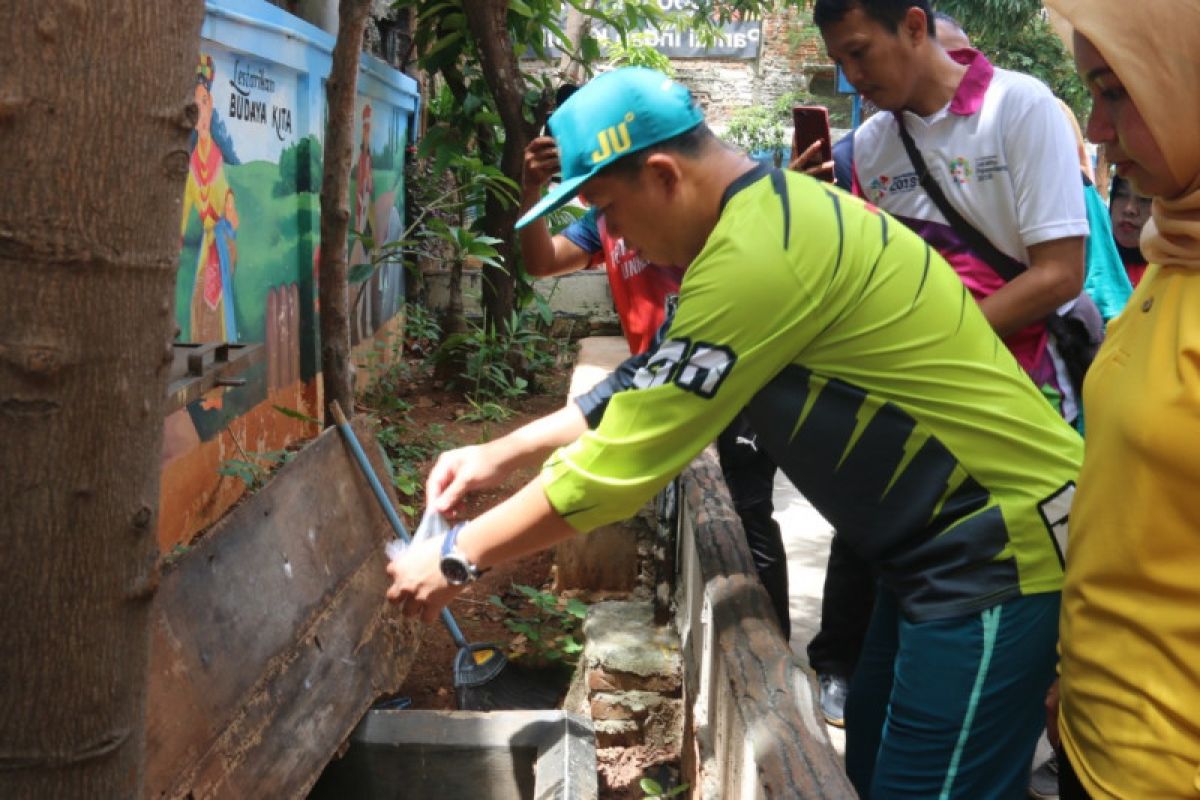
[0,3,204,798]
[438,62,490,338]
[557,2,594,86]
[462,0,544,335]
[318,0,373,422]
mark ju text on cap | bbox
[515,67,705,230]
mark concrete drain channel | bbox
[309,709,598,799]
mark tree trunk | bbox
[318,0,372,422]
[557,2,594,86]
[0,3,203,798]
[444,256,467,335]
[462,0,544,335]
[438,63,485,338]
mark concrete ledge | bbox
[568,335,632,399]
[675,450,856,799]
[422,269,620,336]
[555,337,641,592]
[314,710,598,800]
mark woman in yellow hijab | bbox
[1046,1,1200,797]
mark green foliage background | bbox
[935,1,1088,117]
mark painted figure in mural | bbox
[182,53,242,343]
[355,105,375,244]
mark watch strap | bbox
[441,521,463,559]
[440,522,481,583]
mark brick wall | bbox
[521,9,835,130]
[668,9,833,128]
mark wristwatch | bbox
[439,522,482,585]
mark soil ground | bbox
[373,371,568,712]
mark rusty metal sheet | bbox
[144,417,419,799]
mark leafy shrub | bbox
[488,583,588,668]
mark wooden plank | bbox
[144,417,420,799]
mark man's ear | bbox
[642,152,684,199]
[903,6,929,46]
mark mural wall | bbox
[347,97,407,348]
[159,0,419,548]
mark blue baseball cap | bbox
[515,67,705,230]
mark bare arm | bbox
[977,236,1085,338]
[387,476,577,623]
[519,136,592,277]
[426,402,588,515]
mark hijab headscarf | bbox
[1047,0,1200,270]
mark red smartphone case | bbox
[791,105,832,165]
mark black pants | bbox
[806,533,876,677]
[716,414,790,640]
[1057,747,1092,800]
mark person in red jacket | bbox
[519,134,684,356]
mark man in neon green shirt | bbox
[386,68,1082,797]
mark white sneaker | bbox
[1028,753,1059,800]
[818,673,848,728]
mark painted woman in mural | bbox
[181,54,241,343]
[355,104,375,244]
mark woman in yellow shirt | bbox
[1046,2,1200,797]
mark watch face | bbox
[440,556,471,585]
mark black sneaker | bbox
[818,673,849,728]
[1028,753,1059,800]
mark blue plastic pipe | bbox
[329,401,469,649]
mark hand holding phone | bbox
[523,136,562,191]
[790,105,834,182]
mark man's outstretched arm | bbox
[426,402,588,516]
[388,477,577,623]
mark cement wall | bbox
[422,268,622,341]
[673,452,855,799]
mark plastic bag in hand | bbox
[385,506,456,561]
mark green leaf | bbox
[640,777,664,796]
[440,11,466,30]
[509,0,533,17]
[416,2,457,23]
[472,256,506,271]
[581,34,602,62]
[542,18,570,45]
[348,262,376,285]
[272,404,319,425]
[424,29,465,61]
[509,622,537,638]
